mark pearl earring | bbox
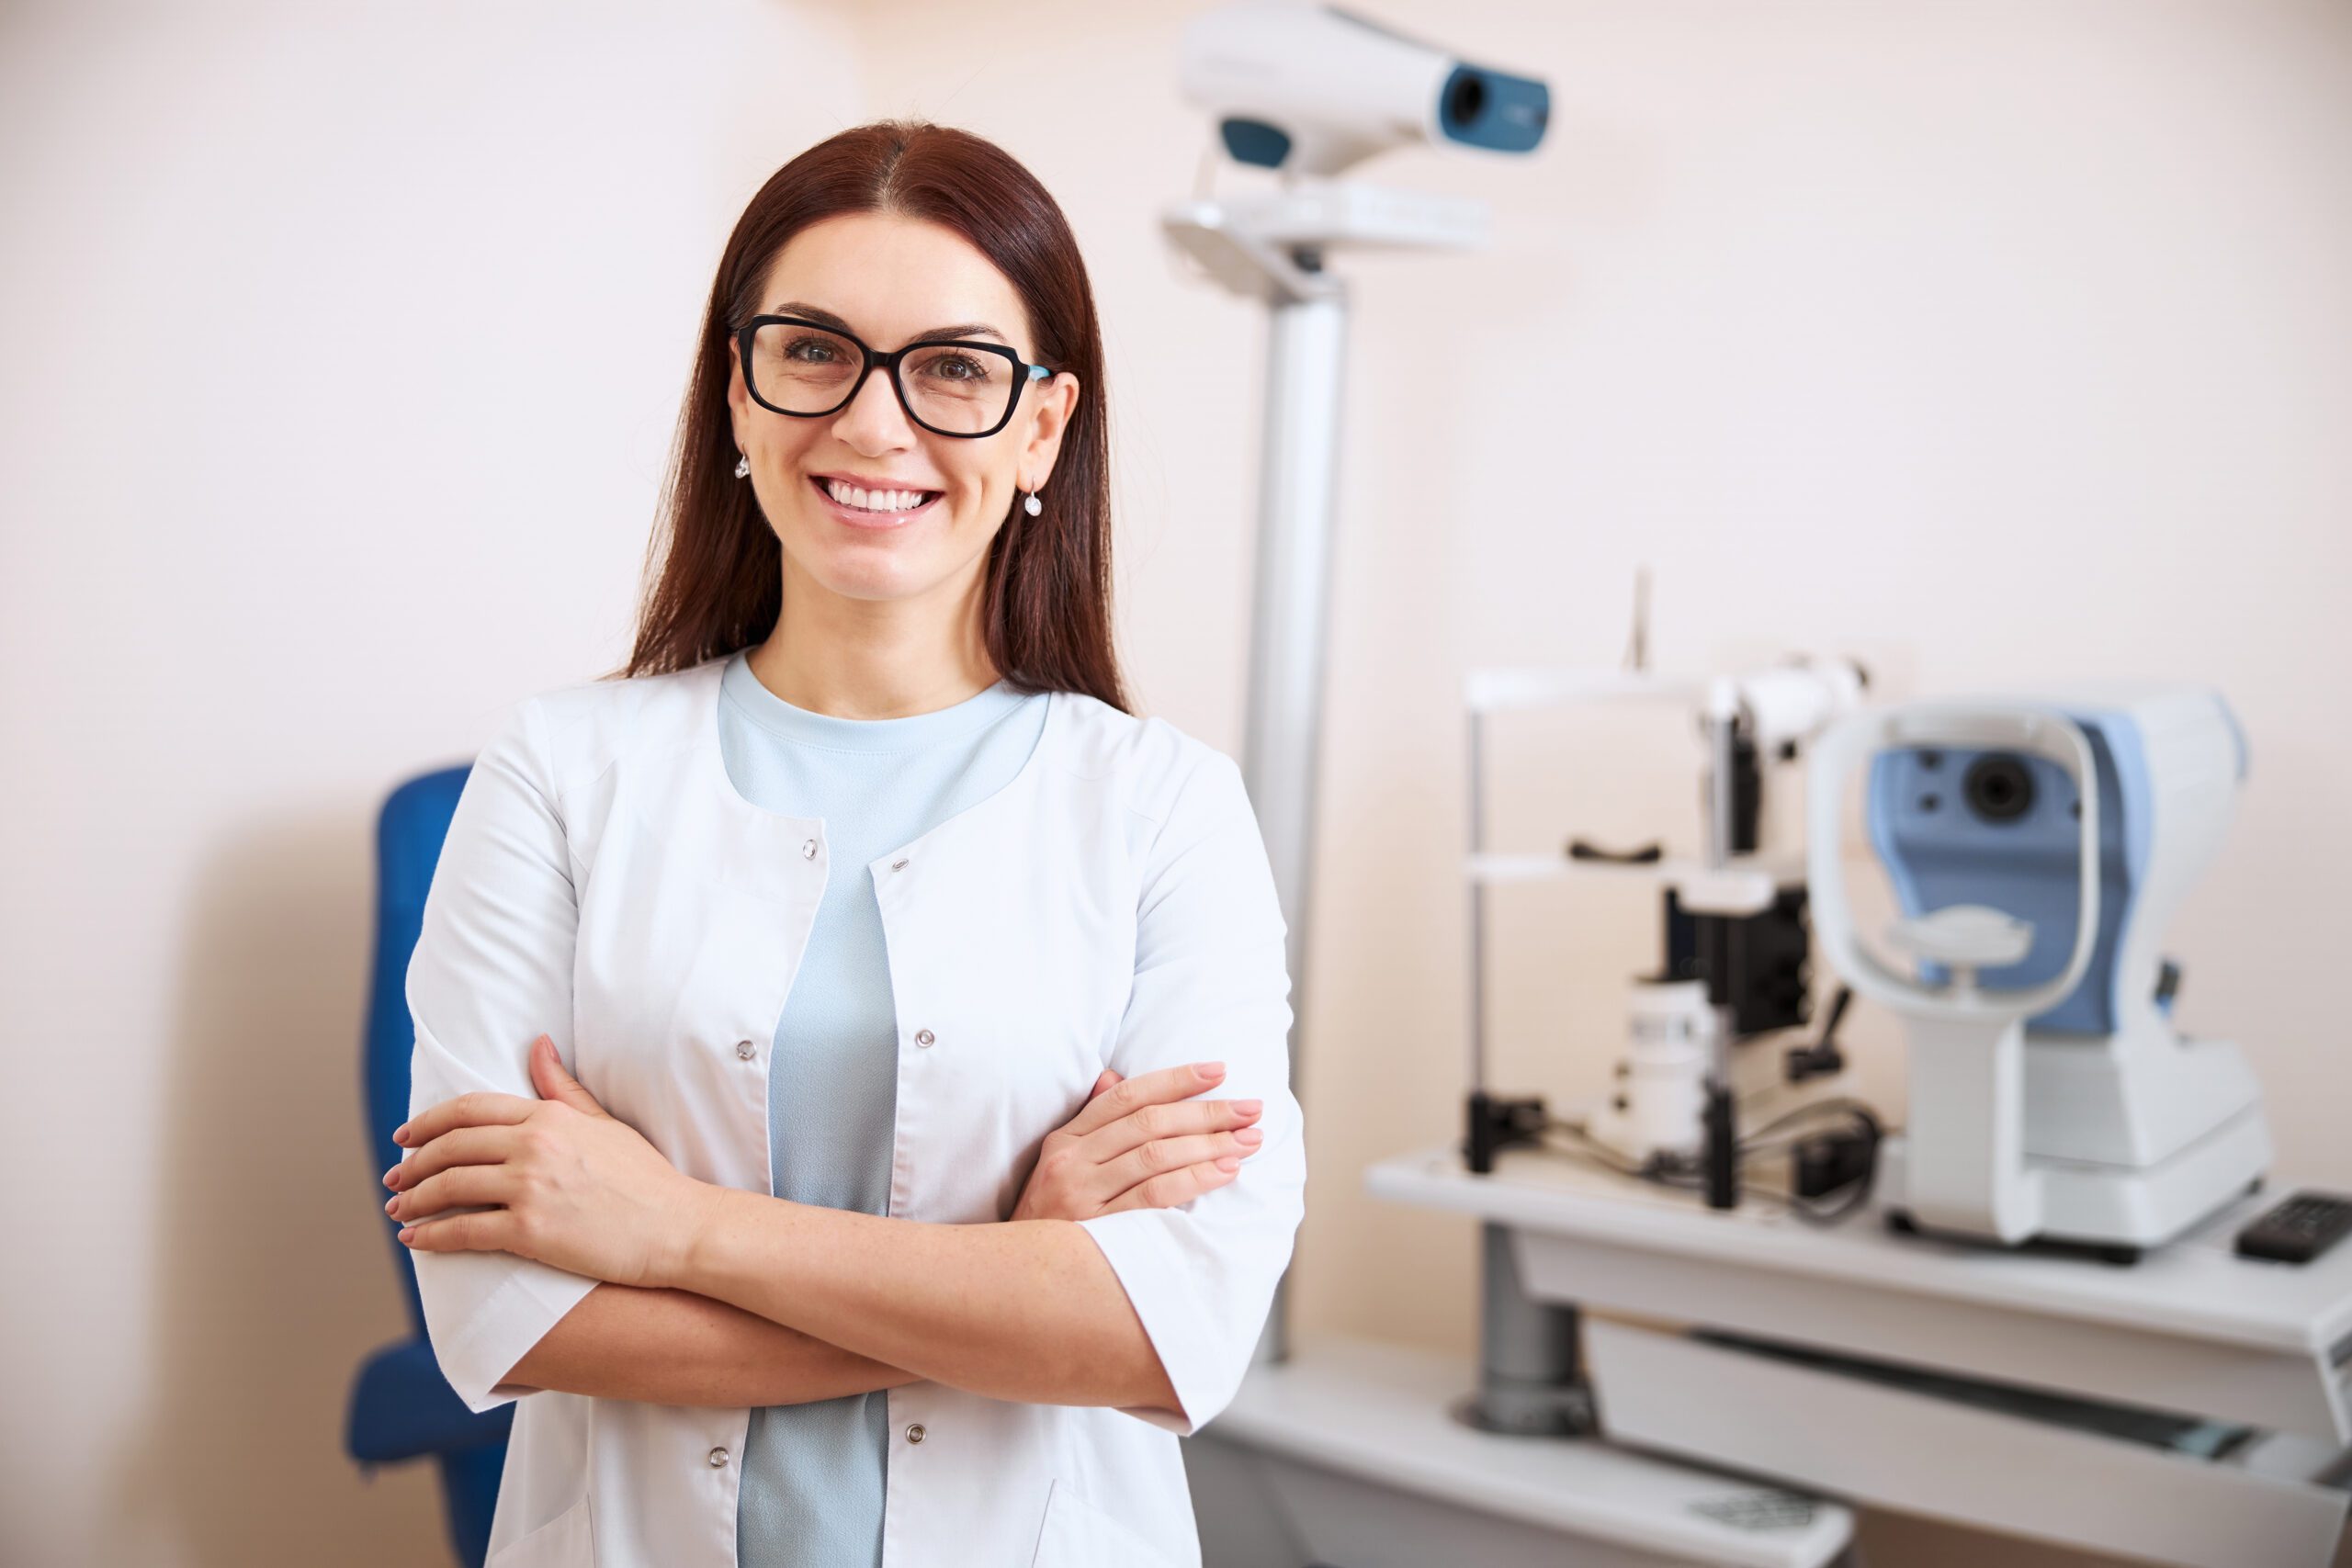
[1023,486,1043,517]
[733,453,750,479]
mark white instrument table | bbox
[1367,1143,2352,1567]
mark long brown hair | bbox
[608,120,1128,713]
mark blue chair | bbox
[345,762,511,1568]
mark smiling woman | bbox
[393,119,1304,1568]
[622,122,1120,708]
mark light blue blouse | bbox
[715,648,1052,1568]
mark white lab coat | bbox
[402,654,1305,1568]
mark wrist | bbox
[659,1178,735,1292]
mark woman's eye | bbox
[910,351,987,381]
[786,338,839,363]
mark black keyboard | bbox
[2235,1190,2352,1265]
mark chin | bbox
[809,560,931,602]
[790,539,943,603]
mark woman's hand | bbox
[1010,1061,1264,1223]
[383,1034,717,1289]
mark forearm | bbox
[499,1280,922,1408]
[675,1190,1179,1417]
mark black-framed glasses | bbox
[735,314,1055,439]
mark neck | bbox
[749,559,1000,719]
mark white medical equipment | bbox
[1341,684,2345,1568]
[1583,660,1868,1171]
[1179,0,1548,178]
[1804,689,2272,1257]
[1166,0,1549,1363]
[1458,656,1868,1200]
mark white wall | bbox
[4,3,2346,1565]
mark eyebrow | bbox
[768,301,1011,346]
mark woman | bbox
[379,120,1304,1568]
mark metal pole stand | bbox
[1164,182,1488,1370]
[1454,1223,1597,1437]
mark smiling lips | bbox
[813,476,942,516]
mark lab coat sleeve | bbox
[401,694,601,1416]
[1076,746,1306,1437]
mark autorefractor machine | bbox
[1805,687,2271,1259]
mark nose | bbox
[830,360,916,453]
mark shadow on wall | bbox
[96,809,452,1568]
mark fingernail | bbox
[1235,1126,1263,1145]
[383,1168,398,1190]
[1234,1100,1262,1117]
[396,1228,415,1243]
[1196,1062,1227,1079]
[1215,1156,1241,1171]
[392,1124,409,1145]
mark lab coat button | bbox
[707,1446,729,1468]
[904,1424,926,1444]
[801,839,818,860]
[914,1028,935,1048]
[890,857,910,872]
[735,1039,756,1062]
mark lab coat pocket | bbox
[1028,1476,1182,1568]
[487,1491,594,1568]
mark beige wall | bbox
[0,2,870,1562]
[4,1,2347,1564]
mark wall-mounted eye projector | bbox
[1179,1,1549,179]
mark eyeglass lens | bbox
[748,321,1015,434]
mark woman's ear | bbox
[725,337,748,439]
[1021,371,1080,490]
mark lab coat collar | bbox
[668,655,1068,901]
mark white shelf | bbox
[1368,1143,2352,1443]
[1208,1334,1854,1568]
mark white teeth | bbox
[825,479,931,513]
